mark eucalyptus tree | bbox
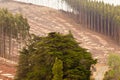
[63,0,120,45]
[0,8,30,60]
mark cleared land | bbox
[0,0,120,80]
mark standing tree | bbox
[15,32,96,80]
[0,8,30,60]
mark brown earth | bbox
[0,58,16,80]
[0,0,120,80]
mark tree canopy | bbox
[15,32,96,80]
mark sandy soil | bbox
[0,0,120,80]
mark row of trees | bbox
[15,32,96,80]
[63,0,120,45]
[0,8,30,61]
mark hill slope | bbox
[0,1,120,80]
[0,0,120,63]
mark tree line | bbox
[63,0,120,45]
[0,8,30,61]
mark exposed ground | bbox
[0,0,120,80]
[0,58,16,80]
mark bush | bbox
[104,54,120,80]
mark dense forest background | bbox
[63,0,120,45]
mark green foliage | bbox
[104,54,120,80]
[52,58,63,80]
[0,8,30,60]
[15,32,96,80]
[0,8,30,39]
[63,0,120,44]
[15,48,30,80]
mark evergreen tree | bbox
[15,32,96,80]
[52,58,63,80]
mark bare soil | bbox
[0,58,16,80]
[0,0,120,80]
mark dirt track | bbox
[0,0,120,80]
